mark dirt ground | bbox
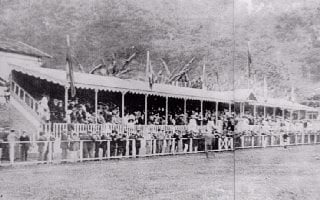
[0,145,320,200]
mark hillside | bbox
[0,0,319,100]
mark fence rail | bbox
[1,132,320,166]
[42,123,318,139]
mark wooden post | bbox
[140,139,146,155]
[165,96,168,125]
[273,107,276,119]
[282,109,285,120]
[215,101,219,125]
[126,139,129,157]
[132,139,136,158]
[253,104,257,118]
[152,139,157,154]
[94,89,98,123]
[122,92,125,124]
[144,94,148,125]
[263,105,266,118]
[184,98,187,123]
[200,100,203,126]
[9,142,14,164]
[251,136,254,148]
[189,138,193,153]
[241,136,245,148]
[79,141,83,162]
[48,141,53,163]
[243,103,246,116]
[107,140,111,158]
[171,138,175,154]
[64,86,68,118]
[162,139,167,154]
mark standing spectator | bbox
[81,131,96,159]
[100,131,110,158]
[69,132,80,162]
[94,132,101,158]
[80,132,90,159]
[37,132,47,161]
[60,131,69,160]
[19,131,30,161]
[110,130,117,157]
[7,130,17,162]
[116,133,127,156]
[44,132,55,161]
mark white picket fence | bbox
[1,132,320,166]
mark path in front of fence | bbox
[1,132,320,166]
[1,145,320,200]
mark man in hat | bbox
[19,130,30,161]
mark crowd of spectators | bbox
[46,97,313,136]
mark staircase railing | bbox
[10,80,41,120]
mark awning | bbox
[10,64,231,103]
[10,63,318,112]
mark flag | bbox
[247,41,252,78]
[66,35,76,97]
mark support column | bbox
[200,100,203,126]
[289,110,293,121]
[273,107,276,119]
[263,105,267,118]
[253,104,257,118]
[165,96,168,125]
[121,92,125,123]
[282,109,285,120]
[215,102,219,125]
[64,86,68,119]
[145,94,148,125]
[298,110,301,120]
[229,103,232,113]
[184,98,187,123]
[94,89,98,123]
[243,103,246,116]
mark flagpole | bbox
[146,51,149,81]
[65,35,70,119]
[202,57,206,90]
[66,35,70,79]
[247,41,251,89]
[263,76,267,118]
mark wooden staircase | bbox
[0,81,42,139]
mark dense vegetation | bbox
[0,0,319,100]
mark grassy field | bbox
[0,145,320,200]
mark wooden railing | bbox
[42,123,319,139]
[1,131,320,166]
[11,80,41,120]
